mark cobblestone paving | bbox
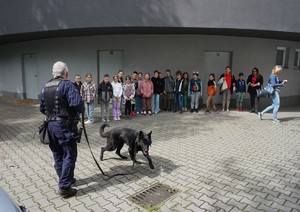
[1,98,300,211]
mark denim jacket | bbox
[269,74,285,91]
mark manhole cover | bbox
[128,183,179,209]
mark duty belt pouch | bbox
[38,121,50,144]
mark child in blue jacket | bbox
[236,72,246,111]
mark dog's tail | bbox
[99,123,110,138]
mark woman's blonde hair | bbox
[272,65,282,74]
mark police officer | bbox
[40,61,84,198]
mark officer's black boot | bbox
[71,178,76,185]
[58,187,77,198]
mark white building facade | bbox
[1,0,300,107]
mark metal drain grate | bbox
[128,183,179,209]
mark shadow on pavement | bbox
[76,154,179,196]
[279,117,300,123]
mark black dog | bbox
[99,124,154,169]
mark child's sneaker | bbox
[236,107,240,111]
[273,119,280,123]
[258,112,262,120]
[195,109,199,113]
[143,111,147,115]
[84,120,93,124]
[113,117,117,121]
[148,111,152,115]
[136,112,140,115]
[133,111,136,116]
[205,109,209,115]
[190,109,194,113]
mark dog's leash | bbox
[81,113,107,176]
[81,114,137,179]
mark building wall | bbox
[1,0,300,35]
[0,34,299,106]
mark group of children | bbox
[74,69,252,124]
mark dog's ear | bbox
[139,131,144,140]
[148,131,152,137]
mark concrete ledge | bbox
[240,95,300,110]
[0,91,25,99]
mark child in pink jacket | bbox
[140,73,154,115]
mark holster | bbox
[66,117,82,143]
[75,127,83,143]
[38,121,50,145]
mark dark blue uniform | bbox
[40,77,84,190]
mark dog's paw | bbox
[150,164,155,169]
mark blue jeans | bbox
[151,94,160,113]
[136,95,143,113]
[236,92,244,108]
[261,90,280,120]
[173,93,183,111]
[85,102,95,122]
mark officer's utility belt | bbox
[46,117,67,122]
[46,117,78,126]
[38,116,82,145]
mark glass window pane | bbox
[294,51,299,67]
[276,50,284,65]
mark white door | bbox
[98,50,123,83]
[23,54,38,99]
[204,51,232,104]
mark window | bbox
[294,49,300,68]
[276,47,289,68]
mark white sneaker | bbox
[258,112,262,120]
[85,120,92,124]
[273,119,280,123]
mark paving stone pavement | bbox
[1,98,300,212]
